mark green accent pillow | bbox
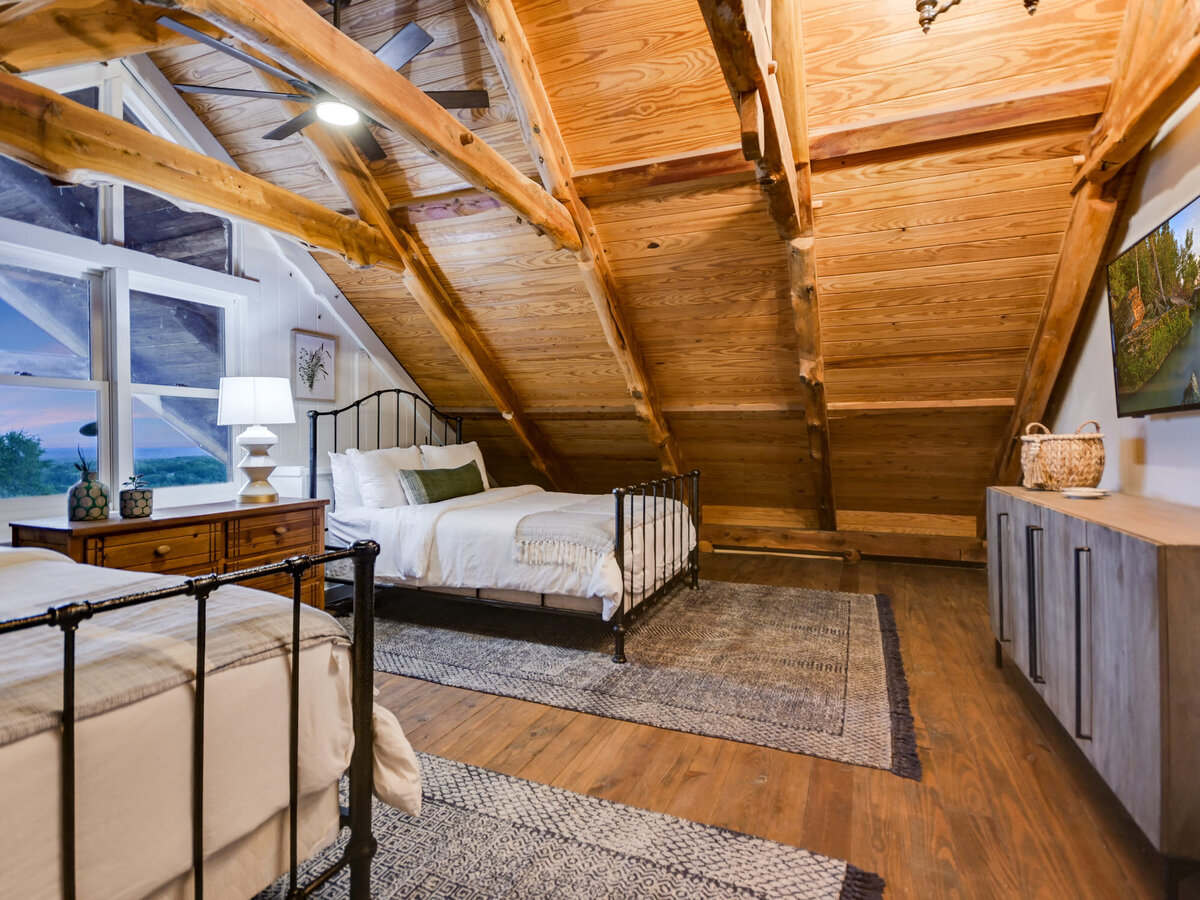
[396,461,485,505]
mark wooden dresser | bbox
[986,487,1200,864]
[10,497,328,609]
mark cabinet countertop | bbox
[990,486,1200,546]
[9,496,328,535]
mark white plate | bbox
[1062,487,1109,499]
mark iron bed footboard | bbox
[0,541,380,900]
[307,389,700,663]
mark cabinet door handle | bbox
[1074,546,1093,740]
[154,544,171,556]
[274,525,288,537]
[996,511,1010,642]
[1026,524,1045,683]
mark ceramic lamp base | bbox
[234,425,280,504]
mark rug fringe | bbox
[840,864,886,900]
[874,593,923,781]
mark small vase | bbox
[119,488,153,519]
[68,472,110,521]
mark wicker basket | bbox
[1020,421,1105,490]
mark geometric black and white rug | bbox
[259,753,886,899]
[368,581,920,779]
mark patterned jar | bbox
[119,488,153,519]
[68,472,110,521]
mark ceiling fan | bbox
[157,10,490,162]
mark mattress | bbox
[0,547,420,900]
[327,486,696,620]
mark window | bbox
[0,64,247,507]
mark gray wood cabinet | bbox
[987,487,1200,861]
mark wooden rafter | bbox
[988,171,1135,491]
[572,78,1110,198]
[0,0,220,73]
[147,0,582,253]
[698,0,836,530]
[240,51,571,489]
[465,0,685,476]
[1074,0,1200,189]
[0,70,399,268]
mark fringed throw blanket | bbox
[514,493,684,576]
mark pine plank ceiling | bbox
[0,0,1136,559]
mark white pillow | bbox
[347,446,423,508]
[420,441,489,489]
[328,451,363,510]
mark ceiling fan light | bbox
[315,100,360,127]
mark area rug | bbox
[259,752,885,899]
[367,581,920,779]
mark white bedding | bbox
[0,547,421,900]
[328,485,697,620]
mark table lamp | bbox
[217,376,296,503]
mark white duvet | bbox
[328,485,697,620]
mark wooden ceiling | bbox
[1,0,1196,560]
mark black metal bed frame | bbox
[307,388,700,663]
[0,541,380,900]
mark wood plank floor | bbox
[374,552,1187,899]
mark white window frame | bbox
[0,63,258,523]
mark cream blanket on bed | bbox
[0,547,348,748]
[514,492,684,576]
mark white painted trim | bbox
[121,55,423,399]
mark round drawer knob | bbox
[274,525,288,536]
[154,544,171,556]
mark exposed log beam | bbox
[988,167,1138,494]
[571,79,1109,197]
[699,0,836,530]
[809,78,1110,162]
[466,0,686,476]
[0,71,399,268]
[0,0,219,73]
[239,44,570,489]
[1074,2,1200,188]
[149,0,582,252]
[699,522,987,564]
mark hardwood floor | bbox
[374,552,1185,899]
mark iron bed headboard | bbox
[308,388,464,499]
[0,542,380,900]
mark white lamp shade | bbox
[217,376,296,426]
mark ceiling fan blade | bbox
[345,122,387,162]
[262,107,320,142]
[373,21,434,71]
[425,90,491,110]
[174,84,313,102]
[157,16,311,92]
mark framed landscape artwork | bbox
[291,329,337,402]
[1107,194,1200,417]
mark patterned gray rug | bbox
[259,753,885,899]
[367,581,920,779]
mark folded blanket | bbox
[514,493,684,576]
[0,555,347,748]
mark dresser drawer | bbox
[88,523,220,574]
[228,508,320,560]
[231,553,325,609]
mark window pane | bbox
[0,263,91,379]
[130,291,225,389]
[0,385,99,498]
[124,187,232,273]
[0,89,99,240]
[133,394,230,487]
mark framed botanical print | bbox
[291,329,336,402]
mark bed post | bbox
[307,410,319,500]
[347,540,380,899]
[612,487,627,664]
[690,470,700,589]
